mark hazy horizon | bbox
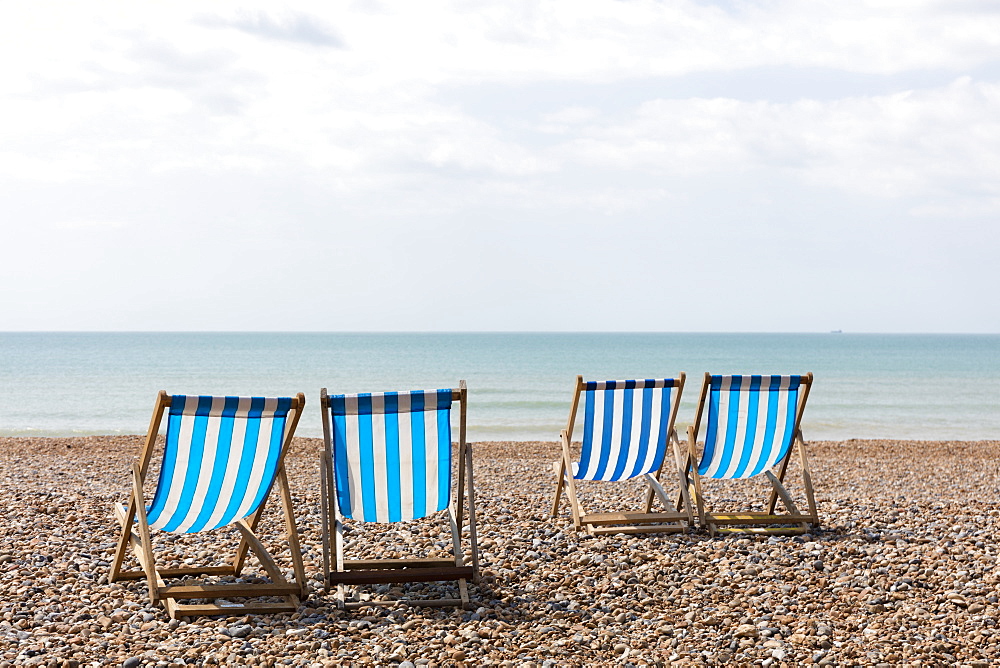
[4,330,999,335]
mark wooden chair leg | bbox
[458,578,470,608]
[797,432,819,525]
[276,468,307,597]
[687,426,707,526]
[465,444,480,581]
[233,497,269,575]
[765,471,801,515]
[456,442,467,528]
[551,459,567,518]
[110,498,137,582]
[131,463,159,603]
[334,515,347,607]
[234,521,289,585]
[448,506,464,568]
[558,432,585,529]
[643,474,673,510]
[320,452,332,591]
[642,483,655,514]
[767,452,794,514]
[676,451,695,521]
[450,503,472,607]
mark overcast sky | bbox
[2,0,998,333]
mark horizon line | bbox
[2,330,998,336]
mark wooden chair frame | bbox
[319,381,479,609]
[551,374,694,536]
[110,391,308,618]
[687,372,819,536]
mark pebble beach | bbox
[3,436,1000,667]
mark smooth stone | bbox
[226,625,253,638]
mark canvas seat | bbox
[319,381,479,608]
[687,373,818,535]
[110,391,307,618]
[550,374,692,535]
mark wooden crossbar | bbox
[708,513,815,525]
[343,558,457,570]
[343,597,467,609]
[159,583,302,599]
[328,566,475,586]
[169,600,298,617]
[589,524,687,535]
[712,526,811,535]
[583,511,690,526]
[113,565,235,581]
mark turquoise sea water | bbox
[0,332,998,441]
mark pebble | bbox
[2,436,1000,666]
[226,624,253,638]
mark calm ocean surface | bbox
[1,332,998,441]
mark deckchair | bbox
[110,391,307,618]
[320,381,479,608]
[550,374,693,535]
[687,373,818,535]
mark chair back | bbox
[146,395,298,533]
[573,378,681,481]
[326,389,456,522]
[697,375,805,479]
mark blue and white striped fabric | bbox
[145,395,294,534]
[698,375,801,479]
[573,379,677,482]
[329,389,453,523]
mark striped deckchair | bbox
[110,391,307,618]
[320,381,478,608]
[687,373,818,535]
[550,374,692,535]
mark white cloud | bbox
[196,10,345,47]
[0,1,998,332]
[52,220,127,230]
[545,77,1000,213]
[4,2,1000,185]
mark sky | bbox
[1,0,999,333]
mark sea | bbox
[0,332,997,442]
